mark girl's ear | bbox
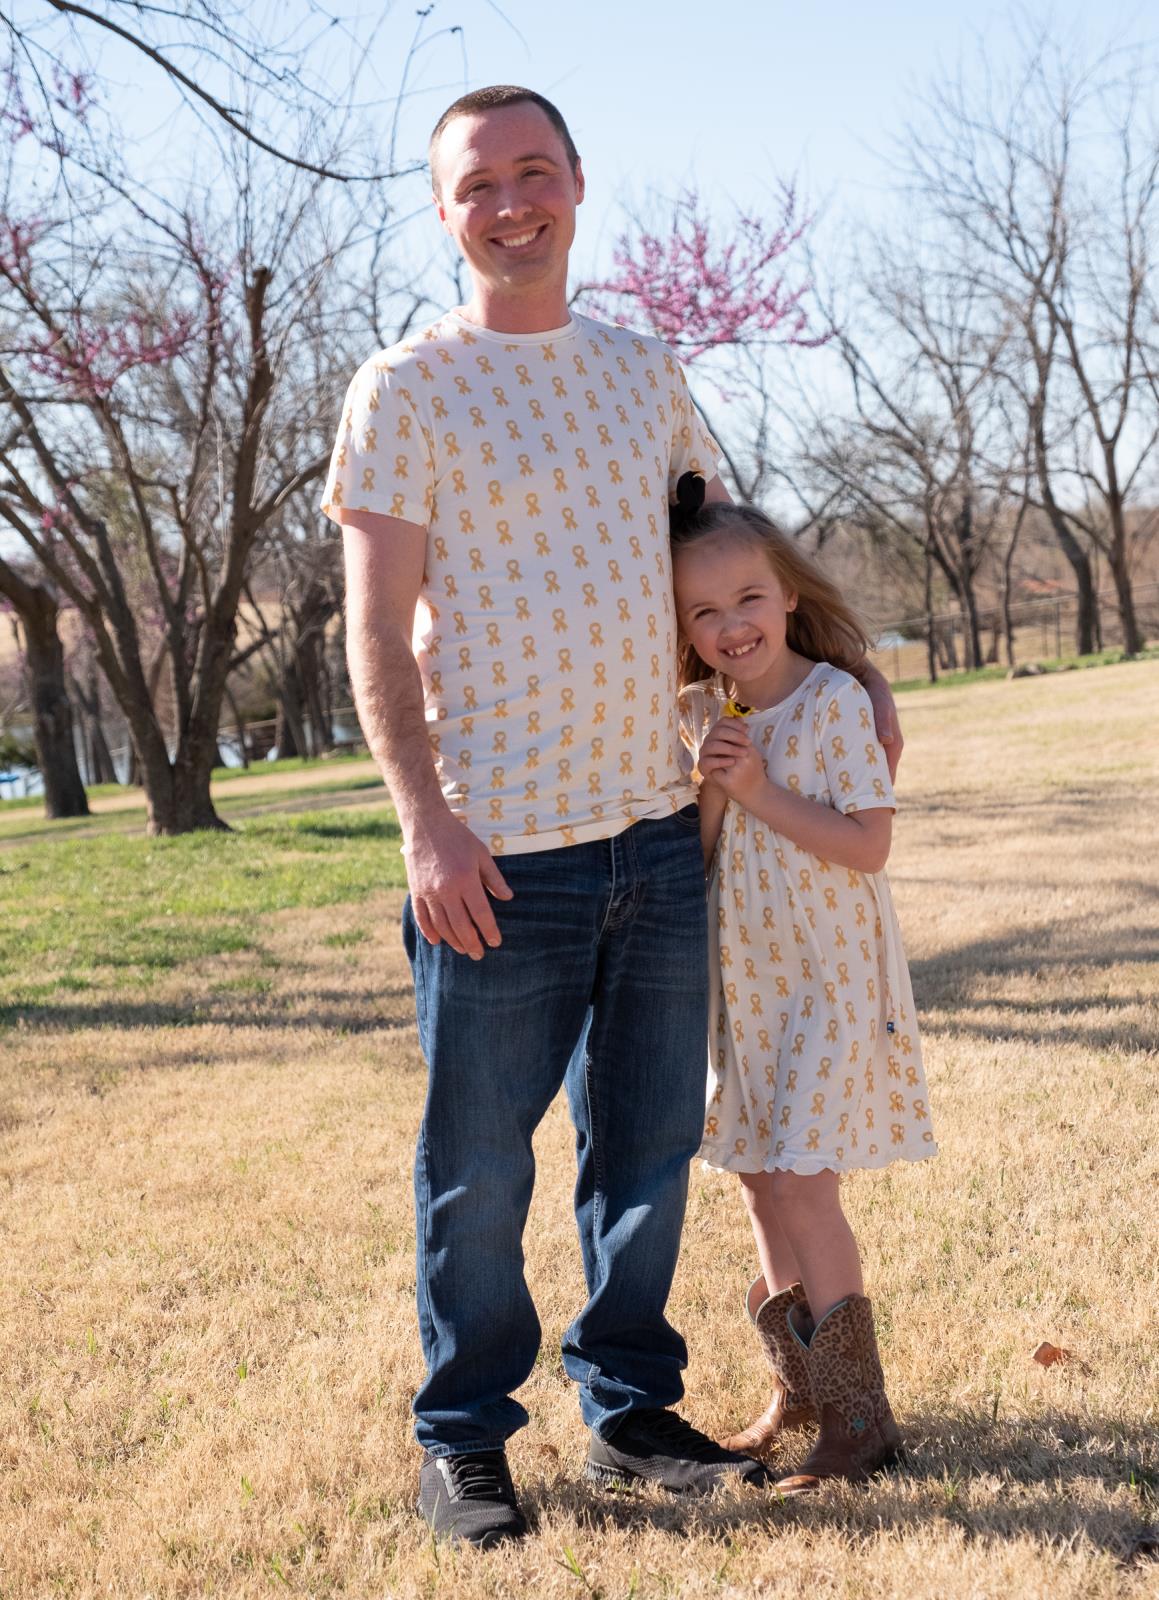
[786,590,798,612]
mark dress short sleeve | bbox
[817,675,896,814]
[320,360,434,528]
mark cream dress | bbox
[682,663,937,1175]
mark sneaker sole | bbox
[415,1499,529,1548]
[584,1459,765,1496]
[584,1459,642,1492]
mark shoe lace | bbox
[632,1408,725,1461]
[446,1450,512,1501]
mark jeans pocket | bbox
[673,802,701,830]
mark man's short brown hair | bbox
[429,86,580,193]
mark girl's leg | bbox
[738,1171,804,1299]
[765,1169,863,1321]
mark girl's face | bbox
[674,534,799,699]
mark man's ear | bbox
[574,157,585,206]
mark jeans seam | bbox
[594,835,617,942]
[583,1041,607,1315]
[416,1120,440,1393]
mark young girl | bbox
[671,475,936,1495]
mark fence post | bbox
[1055,598,1062,659]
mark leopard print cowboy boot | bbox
[775,1293,903,1492]
[721,1278,818,1459]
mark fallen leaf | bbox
[1031,1341,1072,1367]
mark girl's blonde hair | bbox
[670,498,873,689]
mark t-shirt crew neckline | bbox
[735,660,826,718]
[443,308,579,345]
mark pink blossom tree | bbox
[579,186,828,498]
[585,185,825,361]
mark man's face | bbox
[432,102,584,305]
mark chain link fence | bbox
[869,582,1159,684]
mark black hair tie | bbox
[675,472,706,514]
[669,471,706,537]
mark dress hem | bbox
[698,1143,939,1176]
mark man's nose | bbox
[495,184,533,219]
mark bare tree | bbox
[901,30,1159,655]
[784,246,1022,671]
[0,144,378,832]
[0,0,426,184]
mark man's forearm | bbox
[347,612,448,841]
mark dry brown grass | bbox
[2,661,1157,1598]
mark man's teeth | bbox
[497,229,540,248]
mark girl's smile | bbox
[674,535,809,708]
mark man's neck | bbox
[460,281,572,335]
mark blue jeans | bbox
[401,807,708,1456]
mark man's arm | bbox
[341,508,511,959]
[697,778,728,869]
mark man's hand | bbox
[697,719,769,813]
[858,663,904,783]
[407,815,513,960]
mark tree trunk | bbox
[1032,405,1098,653]
[1107,534,1143,655]
[923,544,938,684]
[959,578,984,670]
[71,667,119,785]
[1,570,89,819]
[274,659,307,759]
[135,737,227,836]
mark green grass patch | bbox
[322,929,371,950]
[893,643,1159,693]
[0,806,404,1025]
[208,751,367,783]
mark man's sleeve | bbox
[320,359,434,528]
[665,348,722,493]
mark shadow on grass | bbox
[0,986,417,1035]
[524,1407,1155,1562]
[909,920,1158,1050]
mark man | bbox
[322,85,901,1549]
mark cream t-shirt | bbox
[321,310,720,854]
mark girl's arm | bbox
[697,778,728,869]
[698,722,892,874]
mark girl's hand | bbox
[697,720,770,813]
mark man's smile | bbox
[493,225,547,250]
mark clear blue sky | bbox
[369,0,1158,272]
[68,0,1158,281]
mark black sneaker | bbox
[417,1449,528,1548]
[586,1408,768,1494]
